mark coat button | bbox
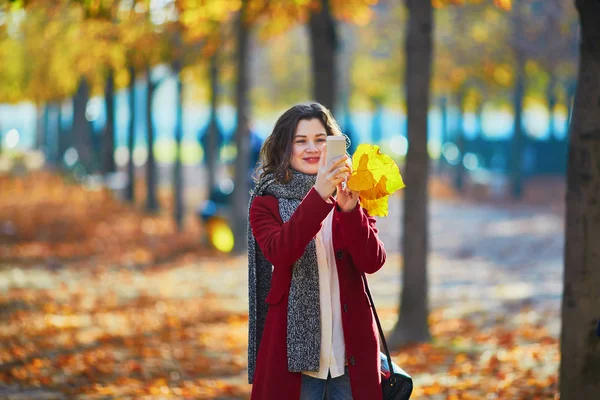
[349,356,356,366]
[336,250,344,260]
[343,303,348,312]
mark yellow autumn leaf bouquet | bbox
[347,144,405,217]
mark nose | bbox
[306,140,319,152]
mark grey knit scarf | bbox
[247,170,322,384]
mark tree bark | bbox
[126,66,136,203]
[437,96,448,175]
[45,102,60,166]
[232,0,251,253]
[454,87,467,192]
[57,102,68,165]
[145,66,159,212]
[72,78,93,172]
[389,0,433,348]
[308,0,337,111]
[206,52,220,196]
[103,69,116,175]
[39,104,50,161]
[559,0,600,398]
[547,75,557,140]
[173,61,184,231]
[509,3,526,200]
[510,53,526,199]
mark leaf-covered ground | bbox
[0,172,564,399]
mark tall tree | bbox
[389,0,434,347]
[559,0,600,398]
[72,78,94,172]
[205,52,221,197]
[308,0,337,110]
[102,68,116,175]
[145,66,160,213]
[508,1,526,199]
[232,0,251,253]
[125,65,136,203]
[173,58,185,231]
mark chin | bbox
[302,166,319,175]
[291,163,318,175]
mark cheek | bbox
[292,143,303,158]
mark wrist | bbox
[340,202,358,212]
[314,185,331,201]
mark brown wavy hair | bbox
[254,102,344,184]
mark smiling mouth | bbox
[303,157,320,163]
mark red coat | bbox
[249,187,386,400]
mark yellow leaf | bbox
[360,196,390,217]
[347,144,405,217]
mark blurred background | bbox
[0,0,579,399]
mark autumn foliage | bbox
[0,172,204,266]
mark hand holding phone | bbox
[314,136,350,200]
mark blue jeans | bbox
[300,367,352,400]
[300,353,410,400]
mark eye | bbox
[316,138,326,143]
[295,140,305,144]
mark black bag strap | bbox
[361,273,394,374]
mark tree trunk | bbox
[206,53,220,196]
[547,75,557,140]
[173,62,184,231]
[232,0,251,254]
[36,104,48,154]
[72,78,93,172]
[510,54,526,199]
[437,96,448,175]
[559,1,600,398]
[103,69,116,175]
[45,102,60,166]
[308,0,337,111]
[454,88,466,192]
[389,0,433,348]
[145,66,159,212]
[126,66,136,203]
[57,102,67,165]
[509,3,526,200]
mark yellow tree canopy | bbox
[0,0,238,103]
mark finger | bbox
[319,144,328,168]
[327,155,349,172]
[333,172,348,182]
[329,168,349,180]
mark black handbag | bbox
[361,274,413,400]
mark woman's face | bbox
[290,118,327,175]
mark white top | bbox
[303,209,346,379]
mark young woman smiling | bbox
[247,102,386,400]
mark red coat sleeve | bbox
[335,203,386,274]
[249,187,335,270]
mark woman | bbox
[247,102,386,400]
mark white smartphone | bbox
[326,135,346,165]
